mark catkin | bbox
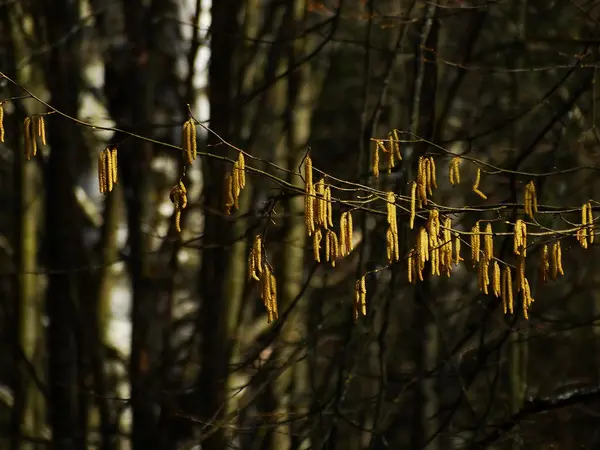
[183,118,197,165]
[551,241,564,279]
[502,266,514,315]
[339,212,353,257]
[577,203,589,248]
[588,202,595,244]
[484,223,493,263]
[471,222,481,266]
[392,129,402,161]
[328,230,339,267]
[325,186,333,228]
[36,115,47,146]
[409,181,417,229]
[493,261,501,297]
[524,181,538,219]
[472,167,487,200]
[169,181,188,232]
[513,219,527,256]
[441,217,453,276]
[417,157,427,207]
[453,232,462,266]
[304,156,316,235]
[316,179,326,228]
[313,228,323,262]
[98,148,118,194]
[354,276,367,321]
[0,102,4,142]
[479,259,489,294]
[449,157,460,185]
[372,140,381,177]
[98,151,107,193]
[516,252,525,293]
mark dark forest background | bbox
[2,0,600,449]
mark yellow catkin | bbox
[105,149,114,193]
[325,230,331,262]
[502,266,514,315]
[428,157,437,189]
[392,129,402,161]
[169,181,188,232]
[449,157,461,185]
[484,223,493,263]
[183,119,197,165]
[238,152,246,188]
[450,232,460,266]
[24,117,32,160]
[386,227,394,263]
[354,276,367,321]
[339,212,353,257]
[441,217,452,276]
[588,202,594,244]
[578,203,589,248]
[387,133,395,173]
[409,181,417,229]
[232,161,241,210]
[98,151,107,193]
[524,181,537,219]
[313,228,322,262]
[346,211,353,254]
[325,186,333,228]
[304,156,315,235]
[37,116,47,146]
[493,261,501,297]
[372,140,381,177]
[110,148,118,185]
[472,167,487,199]
[471,222,480,266]
[0,102,4,142]
[316,179,326,228]
[269,273,278,321]
[417,157,427,207]
[479,259,489,294]
[513,219,527,256]
[224,172,234,214]
[328,230,339,267]
[541,244,550,282]
[425,158,433,196]
[551,241,564,279]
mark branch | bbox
[471,384,600,449]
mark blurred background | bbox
[1,0,600,449]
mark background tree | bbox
[1,0,600,449]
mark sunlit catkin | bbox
[339,212,353,257]
[110,148,118,185]
[409,181,417,229]
[372,140,381,177]
[513,219,527,256]
[493,261,501,297]
[36,115,47,146]
[449,157,461,185]
[169,181,188,233]
[313,228,323,262]
[327,230,339,267]
[587,202,594,244]
[502,266,514,315]
[0,102,4,142]
[551,241,564,279]
[98,151,107,193]
[325,186,333,228]
[315,179,326,228]
[484,223,493,263]
[417,157,427,207]
[524,181,538,219]
[353,276,367,321]
[392,129,402,161]
[472,167,487,200]
[441,217,453,276]
[453,232,462,266]
[471,222,481,266]
[183,118,197,165]
[304,156,315,235]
